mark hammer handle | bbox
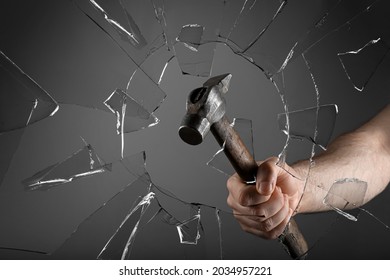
[211,116,308,259]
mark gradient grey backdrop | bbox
[0,0,389,259]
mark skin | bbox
[227,104,390,240]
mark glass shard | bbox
[207,118,255,176]
[240,0,339,75]
[104,88,159,158]
[97,192,158,260]
[215,209,223,259]
[291,0,379,60]
[0,51,58,133]
[176,208,201,245]
[174,24,216,76]
[278,104,338,150]
[219,0,287,53]
[22,142,110,191]
[338,38,390,92]
[174,42,216,76]
[151,0,224,48]
[88,0,146,49]
[137,46,174,85]
[126,188,222,259]
[73,0,168,115]
[126,68,166,113]
[323,178,368,221]
[151,0,224,76]
[74,0,166,66]
[50,152,149,259]
[52,179,152,259]
[177,24,204,51]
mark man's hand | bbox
[226,157,304,240]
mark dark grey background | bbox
[0,0,389,259]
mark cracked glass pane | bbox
[151,0,224,76]
[177,24,204,51]
[219,0,287,52]
[176,209,201,245]
[278,104,338,150]
[239,0,341,75]
[338,38,390,92]
[74,0,166,65]
[323,178,368,221]
[22,140,111,191]
[51,152,149,259]
[126,68,167,113]
[1,0,390,260]
[97,191,157,260]
[175,25,216,76]
[70,0,168,118]
[207,118,255,176]
[104,89,159,134]
[104,88,159,158]
[0,51,58,132]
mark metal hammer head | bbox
[178,73,232,145]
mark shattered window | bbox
[0,0,389,260]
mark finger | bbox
[236,207,293,240]
[253,187,285,219]
[256,157,279,196]
[235,193,288,232]
[227,174,271,206]
[232,193,287,229]
[258,195,290,232]
[227,193,267,220]
[231,186,284,220]
[265,208,294,240]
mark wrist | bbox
[290,160,315,214]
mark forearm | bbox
[294,105,390,213]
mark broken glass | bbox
[176,208,201,245]
[338,38,390,92]
[323,178,368,221]
[97,191,157,259]
[278,104,338,150]
[0,51,58,133]
[151,0,223,76]
[175,24,217,76]
[104,89,159,134]
[104,88,159,158]
[177,24,204,51]
[51,152,149,259]
[22,140,111,191]
[207,118,255,176]
[0,0,389,260]
[74,0,166,66]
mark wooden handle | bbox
[211,116,308,259]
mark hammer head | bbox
[178,73,232,145]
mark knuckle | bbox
[252,207,266,219]
[261,219,274,232]
[238,192,248,206]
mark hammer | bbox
[178,73,308,259]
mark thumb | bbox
[256,159,278,196]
